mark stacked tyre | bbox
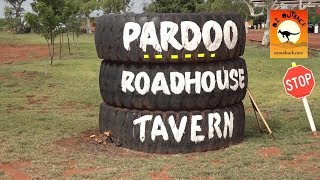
[95,13,248,154]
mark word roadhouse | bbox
[122,68,246,95]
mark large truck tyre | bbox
[99,58,248,111]
[99,102,245,154]
[95,13,246,63]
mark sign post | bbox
[283,62,317,135]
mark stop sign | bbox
[283,65,315,99]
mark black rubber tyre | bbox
[99,102,245,154]
[95,13,246,63]
[99,58,248,111]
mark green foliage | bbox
[62,0,80,23]
[144,0,205,13]
[4,0,27,33]
[4,6,16,30]
[211,0,249,20]
[25,0,65,64]
[61,0,81,36]
[100,0,130,13]
[80,0,99,17]
[144,0,250,19]
[0,18,6,29]
[195,0,215,12]
[252,12,267,24]
[25,1,60,41]
[66,16,82,37]
[308,7,320,25]
[5,0,26,18]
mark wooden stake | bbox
[247,89,276,140]
[250,97,263,134]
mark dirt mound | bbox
[55,130,154,158]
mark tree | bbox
[144,0,204,13]
[80,0,98,34]
[241,0,274,46]
[79,0,131,34]
[4,6,16,30]
[308,7,320,25]
[211,0,250,20]
[62,0,81,55]
[66,15,82,48]
[100,0,130,13]
[195,0,215,12]
[0,18,6,30]
[5,0,26,33]
[25,0,64,65]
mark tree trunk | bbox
[261,9,270,46]
[52,41,55,66]
[86,17,92,34]
[72,32,75,47]
[67,31,72,55]
[51,32,55,65]
[59,34,62,60]
[76,34,79,49]
[47,32,55,65]
[47,40,52,63]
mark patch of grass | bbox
[0,32,319,179]
[0,31,94,45]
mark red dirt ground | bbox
[258,147,282,157]
[0,161,32,180]
[55,130,154,158]
[247,30,320,50]
[281,152,320,175]
[0,43,48,64]
[150,164,171,180]
[62,160,105,178]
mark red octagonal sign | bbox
[283,65,315,99]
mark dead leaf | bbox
[103,131,111,137]
[90,135,96,138]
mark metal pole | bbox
[299,0,303,9]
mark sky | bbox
[0,0,151,18]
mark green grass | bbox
[0,32,319,179]
[0,31,94,45]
